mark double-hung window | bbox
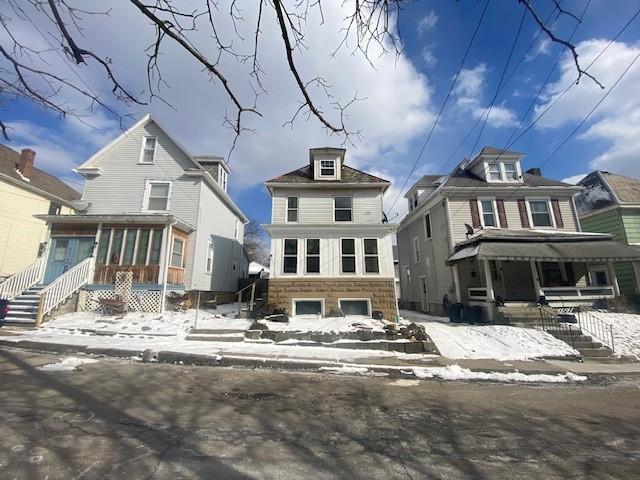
[504,163,518,180]
[341,239,356,273]
[140,136,157,164]
[488,163,502,181]
[363,239,379,274]
[479,199,497,227]
[424,213,432,239]
[144,181,171,211]
[412,237,421,263]
[529,199,553,227]
[287,197,298,222]
[320,159,335,177]
[283,239,298,274]
[170,237,184,268]
[334,196,352,222]
[206,238,214,273]
[305,238,320,274]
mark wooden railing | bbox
[36,257,93,327]
[0,257,45,301]
[167,267,185,285]
[94,265,160,284]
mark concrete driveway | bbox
[1,348,639,479]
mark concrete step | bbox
[3,317,36,324]
[5,310,37,319]
[577,347,613,358]
[8,303,38,311]
[571,341,603,349]
[550,333,593,343]
[191,328,247,335]
[186,334,244,342]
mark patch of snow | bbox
[37,356,99,371]
[260,316,388,333]
[586,311,640,360]
[418,323,579,360]
[319,366,372,375]
[399,310,449,323]
[405,365,587,383]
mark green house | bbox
[575,171,640,296]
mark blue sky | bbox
[2,1,639,224]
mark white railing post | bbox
[0,257,46,301]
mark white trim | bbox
[206,237,214,274]
[286,196,299,223]
[282,238,299,275]
[170,236,185,268]
[339,237,357,274]
[304,238,321,275]
[477,197,498,228]
[525,196,556,229]
[483,160,522,184]
[292,298,325,316]
[338,298,372,317]
[333,195,353,223]
[142,180,172,212]
[423,211,432,240]
[138,135,158,164]
[412,236,421,264]
[362,238,380,275]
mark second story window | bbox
[334,196,353,222]
[479,199,497,227]
[140,136,157,164]
[287,196,298,222]
[488,163,502,181]
[283,239,298,274]
[320,159,335,176]
[529,199,553,227]
[144,181,171,211]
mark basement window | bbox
[293,300,323,316]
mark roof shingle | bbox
[266,164,389,184]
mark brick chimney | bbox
[17,148,36,180]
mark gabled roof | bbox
[442,167,573,189]
[266,164,389,185]
[0,144,81,204]
[598,171,640,204]
[478,146,524,156]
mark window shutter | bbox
[469,199,481,228]
[496,199,508,228]
[551,199,564,228]
[517,199,530,228]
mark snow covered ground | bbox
[259,315,387,333]
[399,310,449,324]
[587,311,640,360]
[418,322,579,361]
[37,356,99,372]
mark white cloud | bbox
[1,1,436,192]
[535,40,640,176]
[421,45,438,68]
[417,11,439,34]
[561,173,587,185]
[453,64,518,128]
[525,36,552,62]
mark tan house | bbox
[0,145,80,280]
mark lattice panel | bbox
[84,289,171,313]
[115,272,134,304]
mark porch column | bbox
[88,223,102,285]
[530,260,544,299]
[160,222,174,313]
[157,224,169,284]
[452,264,462,303]
[607,261,621,297]
[482,259,495,301]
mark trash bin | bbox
[463,306,482,324]
[0,298,9,327]
[449,303,463,323]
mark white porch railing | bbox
[542,286,615,300]
[35,257,93,326]
[0,257,46,301]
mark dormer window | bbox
[485,160,521,183]
[504,163,518,180]
[488,163,502,181]
[320,159,335,177]
[218,164,228,191]
[140,136,157,164]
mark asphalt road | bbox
[1,348,639,480]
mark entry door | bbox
[44,237,94,284]
[419,275,429,312]
[501,261,536,301]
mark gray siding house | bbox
[397,147,640,317]
[36,114,249,311]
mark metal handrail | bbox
[538,307,577,349]
[576,310,615,352]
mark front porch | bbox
[448,229,640,310]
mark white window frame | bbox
[487,162,503,182]
[217,164,228,191]
[412,236,421,264]
[526,197,556,228]
[139,136,158,164]
[405,266,411,284]
[484,160,522,183]
[362,238,380,275]
[305,238,321,274]
[282,238,298,275]
[423,212,432,240]
[478,197,498,228]
[503,162,518,181]
[206,237,214,273]
[292,298,325,316]
[340,237,357,275]
[338,298,372,317]
[142,180,172,212]
[286,196,299,223]
[319,159,336,177]
[170,237,184,268]
[334,196,353,223]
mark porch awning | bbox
[34,213,195,233]
[446,239,640,265]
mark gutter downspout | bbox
[160,220,175,313]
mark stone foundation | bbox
[268,278,398,321]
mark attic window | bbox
[320,159,335,177]
[488,163,502,181]
[504,163,518,180]
[140,136,157,164]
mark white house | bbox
[0,114,249,323]
[397,146,640,317]
[263,147,398,320]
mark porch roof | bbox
[34,213,195,233]
[446,229,640,265]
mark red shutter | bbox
[469,199,481,228]
[517,199,530,228]
[551,199,564,228]
[496,199,508,228]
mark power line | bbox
[386,0,491,214]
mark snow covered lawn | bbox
[37,356,99,372]
[418,322,579,361]
[259,315,387,333]
[587,311,640,361]
[399,310,449,324]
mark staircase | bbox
[545,327,614,360]
[3,285,44,325]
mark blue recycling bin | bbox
[0,298,9,327]
[449,303,463,323]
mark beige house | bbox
[397,147,640,317]
[0,145,80,280]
